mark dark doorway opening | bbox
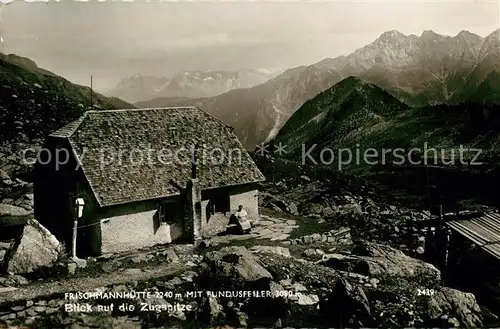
[206,192,230,222]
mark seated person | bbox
[235,205,248,221]
[228,205,251,234]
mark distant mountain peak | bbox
[418,30,449,44]
[335,76,384,95]
[115,74,169,88]
[375,30,407,44]
[489,28,500,35]
[109,68,281,104]
[137,27,500,149]
[421,29,439,37]
[457,30,478,38]
[339,76,364,85]
[130,73,148,78]
[454,30,483,45]
[485,28,500,42]
[380,30,405,38]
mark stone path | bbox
[206,214,300,245]
[252,215,299,241]
[0,261,189,305]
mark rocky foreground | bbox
[0,241,485,328]
[0,153,495,328]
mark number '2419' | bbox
[417,288,435,296]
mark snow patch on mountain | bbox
[107,69,283,103]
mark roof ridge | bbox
[86,106,197,114]
[67,111,89,136]
[49,112,89,138]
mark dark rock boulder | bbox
[425,287,483,327]
[4,217,62,274]
[322,241,441,284]
[201,246,273,290]
[259,193,298,215]
[0,204,31,244]
[0,203,30,218]
[198,247,290,326]
[321,278,375,328]
[0,169,10,181]
[199,295,225,326]
[250,245,291,258]
[286,202,298,215]
[13,193,34,212]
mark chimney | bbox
[191,144,199,179]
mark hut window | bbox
[158,203,174,223]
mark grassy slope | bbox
[275,76,500,161]
[0,53,135,142]
[271,76,500,209]
[273,77,407,157]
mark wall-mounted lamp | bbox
[72,198,85,259]
[76,198,85,218]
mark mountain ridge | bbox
[0,52,135,142]
[106,68,283,103]
[131,29,500,149]
[272,74,500,171]
[273,76,408,157]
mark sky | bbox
[0,0,499,91]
